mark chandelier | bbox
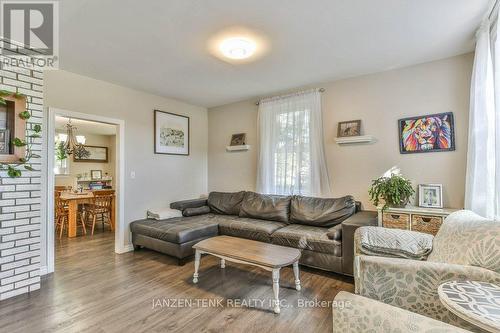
[58,119,89,158]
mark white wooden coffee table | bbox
[192,235,302,314]
[438,280,500,333]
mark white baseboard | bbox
[115,244,134,254]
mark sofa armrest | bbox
[355,255,500,330]
[170,198,208,211]
[332,292,470,333]
[341,211,378,276]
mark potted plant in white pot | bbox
[369,174,415,210]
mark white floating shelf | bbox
[335,135,375,145]
[226,145,251,152]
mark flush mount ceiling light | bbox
[219,37,257,60]
[208,27,269,64]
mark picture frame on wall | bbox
[73,145,108,163]
[337,120,361,137]
[418,184,443,208]
[398,112,455,154]
[154,110,190,155]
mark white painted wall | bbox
[43,70,208,267]
[208,54,473,209]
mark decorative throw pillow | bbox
[182,205,211,217]
[357,226,434,260]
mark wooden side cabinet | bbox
[377,206,459,236]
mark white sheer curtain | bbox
[465,17,500,219]
[256,89,331,197]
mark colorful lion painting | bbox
[399,113,455,154]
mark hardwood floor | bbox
[0,229,354,333]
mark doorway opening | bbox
[46,108,126,274]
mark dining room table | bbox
[59,190,115,237]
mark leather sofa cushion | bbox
[182,205,211,217]
[216,215,286,242]
[239,192,291,223]
[290,195,356,227]
[208,191,246,215]
[271,224,342,256]
[130,215,218,244]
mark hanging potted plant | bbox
[369,174,415,210]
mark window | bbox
[274,109,311,194]
[256,89,331,197]
[0,102,14,154]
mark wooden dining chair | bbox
[85,193,114,235]
[54,195,86,239]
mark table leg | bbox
[110,195,115,230]
[220,258,225,268]
[293,261,301,291]
[272,268,280,314]
[193,250,201,283]
[68,200,77,238]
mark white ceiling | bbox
[55,116,116,136]
[59,0,489,108]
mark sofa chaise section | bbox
[130,214,219,265]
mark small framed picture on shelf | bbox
[91,170,102,180]
[230,133,246,146]
[337,120,361,137]
[418,184,443,208]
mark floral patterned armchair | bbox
[354,210,500,332]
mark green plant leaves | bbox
[19,111,31,120]
[7,166,21,178]
[11,137,27,147]
[368,174,415,209]
[55,141,67,161]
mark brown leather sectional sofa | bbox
[129,191,377,276]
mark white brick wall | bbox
[0,41,43,301]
